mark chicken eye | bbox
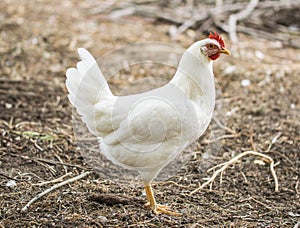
[208,43,214,49]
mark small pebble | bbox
[6,180,17,188]
[223,65,236,75]
[98,215,108,222]
[254,160,265,166]
[255,50,265,59]
[5,103,13,109]
[32,37,38,45]
[241,79,251,87]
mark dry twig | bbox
[212,117,237,135]
[9,153,87,170]
[54,153,68,174]
[92,0,300,46]
[0,173,20,182]
[203,133,240,144]
[32,172,73,187]
[21,171,92,212]
[264,132,282,153]
[228,0,259,43]
[190,150,279,195]
[295,180,299,195]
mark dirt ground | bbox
[0,0,299,227]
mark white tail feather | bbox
[66,48,112,105]
[65,48,113,136]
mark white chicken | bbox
[66,32,230,215]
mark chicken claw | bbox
[144,184,181,216]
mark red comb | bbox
[209,32,225,48]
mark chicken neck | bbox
[169,50,215,112]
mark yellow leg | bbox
[144,184,181,216]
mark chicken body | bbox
[66,35,230,215]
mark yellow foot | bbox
[153,204,181,216]
[143,184,181,216]
[144,202,180,216]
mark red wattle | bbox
[209,54,220,60]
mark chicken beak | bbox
[219,48,231,55]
